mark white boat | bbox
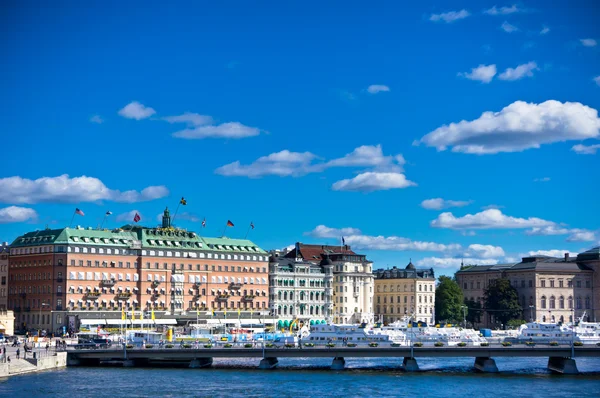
[381,317,486,346]
[572,312,600,344]
[511,322,577,344]
[304,323,408,345]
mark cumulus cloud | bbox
[465,244,505,258]
[498,61,539,81]
[163,112,214,127]
[0,175,169,204]
[367,85,390,94]
[215,150,320,178]
[118,101,156,120]
[526,226,596,242]
[216,145,408,183]
[484,5,521,15]
[580,38,597,47]
[526,249,578,258]
[431,209,554,230]
[332,172,416,192]
[572,144,600,155]
[417,100,600,154]
[0,206,38,223]
[501,21,519,33]
[540,26,550,35]
[430,9,470,23]
[458,64,497,83]
[90,115,103,124]
[116,210,143,223]
[416,257,498,269]
[172,122,261,139]
[306,225,461,252]
[421,198,472,210]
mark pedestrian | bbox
[46,342,49,352]
[16,348,20,359]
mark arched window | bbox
[549,296,555,309]
[559,296,564,309]
[278,291,282,300]
[542,315,546,322]
[283,291,288,300]
[541,296,547,309]
[576,297,582,309]
[585,297,591,309]
[568,296,573,309]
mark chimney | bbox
[564,253,569,262]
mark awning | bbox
[80,319,107,325]
[154,319,177,325]
[106,319,130,325]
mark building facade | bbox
[456,249,599,328]
[0,242,8,310]
[374,261,435,324]
[268,252,333,324]
[7,208,269,334]
[283,243,374,324]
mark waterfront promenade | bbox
[66,343,600,374]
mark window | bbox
[528,280,533,288]
[540,280,546,288]
[559,296,564,309]
[559,280,563,288]
[549,296,555,309]
[586,280,591,289]
[550,280,555,288]
[576,280,582,288]
[463,282,467,289]
[568,296,573,309]
[541,296,546,309]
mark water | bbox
[1,357,600,397]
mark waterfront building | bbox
[283,243,374,324]
[268,252,332,324]
[0,242,8,310]
[456,248,600,327]
[373,261,435,324]
[7,208,269,334]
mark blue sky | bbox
[1,1,599,275]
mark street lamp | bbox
[461,305,467,329]
[529,305,535,322]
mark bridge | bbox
[66,344,600,374]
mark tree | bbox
[484,278,522,327]
[435,276,464,323]
[464,298,482,326]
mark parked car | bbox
[92,338,112,348]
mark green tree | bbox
[464,298,482,326]
[435,276,464,323]
[484,278,522,327]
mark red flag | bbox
[75,208,85,216]
[227,220,234,227]
[133,213,141,223]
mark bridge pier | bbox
[66,357,81,366]
[402,357,419,372]
[474,357,498,373]
[258,357,279,370]
[189,358,213,368]
[547,357,578,374]
[331,357,345,370]
[122,360,135,367]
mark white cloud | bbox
[526,249,578,258]
[526,226,596,242]
[580,38,597,47]
[118,101,156,120]
[326,145,404,171]
[594,76,600,87]
[534,177,551,182]
[307,225,461,252]
[417,100,600,154]
[540,26,550,35]
[172,122,261,139]
[332,172,416,192]
[421,198,472,210]
[431,209,554,230]
[216,145,407,179]
[0,175,168,204]
[367,85,390,94]
[416,257,497,269]
[430,9,470,23]
[498,61,539,81]
[465,244,505,258]
[163,112,214,127]
[501,21,519,33]
[484,5,521,15]
[0,206,37,224]
[116,210,142,223]
[572,143,600,155]
[458,64,497,83]
[215,150,319,178]
[90,115,103,124]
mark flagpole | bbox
[244,223,251,239]
[69,210,76,228]
[171,202,181,226]
[100,214,108,230]
[222,222,228,237]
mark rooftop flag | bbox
[105,211,112,216]
[75,208,85,216]
[202,218,206,228]
[342,236,345,245]
[180,197,187,205]
[227,220,234,227]
[133,213,141,223]
[250,222,255,230]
